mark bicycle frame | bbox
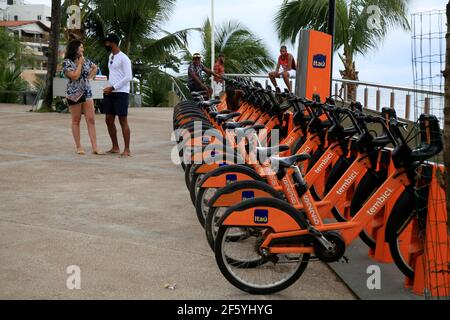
[220,167,411,256]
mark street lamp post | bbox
[328,0,336,94]
[211,0,215,88]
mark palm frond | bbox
[195,19,275,74]
[142,28,200,61]
[274,0,410,66]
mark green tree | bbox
[0,65,28,104]
[190,19,274,75]
[274,0,410,99]
[0,27,22,63]
[141,69,173,107]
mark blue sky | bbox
[27,0,448,86]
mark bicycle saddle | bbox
[200,99,221,108]
[209,110,231,118]
[256,145,290,158]
[308,117,332,133]
[191,91,207,97]
[328,124,357,141]
[371,135,392,148]
[392,114,443,168]
[234,125,266,136]
[271,153,312,168]
[216,112,241,123]
[355,131,391,152]
[409,114,443,162]
[224,120,255,130]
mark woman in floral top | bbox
[62,39,104,155]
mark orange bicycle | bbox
[213,114,443,294]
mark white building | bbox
[0,20,50,87]
[0,20,50,62]
[0,0,52,28]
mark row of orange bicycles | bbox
[172,77,444,294]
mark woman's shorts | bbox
[67,95,87,106]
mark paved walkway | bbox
[0,104,355,300]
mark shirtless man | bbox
[268,46,296,92]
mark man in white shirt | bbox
[103,34,133,157]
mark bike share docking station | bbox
[294,30,449,300]
[173,28,449,299]
[296,30,332,101]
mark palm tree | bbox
[89,0,177,55]
[274,0,410,100]
[82,0,195,79]
[82,0,198,107]
[189,19,274,75]
[42,0,62,110]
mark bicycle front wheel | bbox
[214,225,310,294]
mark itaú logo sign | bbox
[336,171,358,195]
[367,188,394,216]
[312,54,327,69]
[314,152,334,174]
[302,194,320,225]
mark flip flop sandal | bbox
[120,153,132,158]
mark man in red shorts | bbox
[269,46,296,92]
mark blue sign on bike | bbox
[202,137,210,144]
[226,174,237,185]
[254,209,268,224]
[242,191,255,201]
[312,54,327,69]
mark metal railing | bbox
[333,78,443,121]
[171,78,187,101]
[20,36,49,45]
[223,73,444,121]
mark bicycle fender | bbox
[199,165,263,189]
[208,180,283,208]
[219,197,308,233]
[190,150,245,168]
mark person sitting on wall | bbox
[187,53,221,99]
[268,45,296,92]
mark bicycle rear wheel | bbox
[195,186,217,227]
[385,189,424,279]
[205,206,255,252]
[215,225,310,294]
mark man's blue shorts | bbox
[103,93,129,117]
